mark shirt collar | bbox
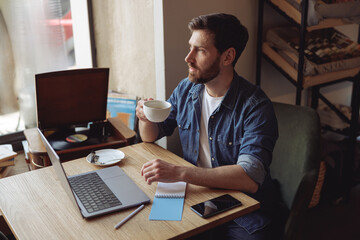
[188,71,240,108]
[189,82,204,100]
[221,71,240,110]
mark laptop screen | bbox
[35,68,109,130]
[36,128,80,211]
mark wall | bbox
[92,0,156,98]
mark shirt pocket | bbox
[177,120,191,131]
[177,120,192,152]
[217,134,241,164]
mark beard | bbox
[188,56,220,84]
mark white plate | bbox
[86,149,125,166]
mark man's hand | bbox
[141,159,259,193]
[141,159,181,185]
[136,98,159,142]
[136,98,153,122]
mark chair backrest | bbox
[271,102,321,209]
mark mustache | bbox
[188,63,197,69]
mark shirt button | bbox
[211,116,214,119]
[228,142,232,146]
[194,150,197,154]
[209,137,213,140]
[178,125,181,128]
[211,157,215,161]
[197,130,200,133]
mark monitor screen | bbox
[35,68,109,130]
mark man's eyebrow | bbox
[189,44,206,49]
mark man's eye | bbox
[189,47,205,53]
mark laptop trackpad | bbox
[106,175,148,204]
[97,166,125,179]
[97,166,149,205]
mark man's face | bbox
[185,30,221,84]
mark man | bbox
[136,13,279,239]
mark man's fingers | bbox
[141,159,158,177]
[145,175,158,185]
[143,169,160,185]
[141,159,175,184]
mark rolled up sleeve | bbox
[237,154,266,185]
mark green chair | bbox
[271,102,322,240]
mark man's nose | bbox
[185,50,195,63]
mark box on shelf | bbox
[286,0,360,26]
[266,27,360,76]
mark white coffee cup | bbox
[143,100,172,123]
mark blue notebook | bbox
[149,182,186,221]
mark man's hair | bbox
[188,13,249,67]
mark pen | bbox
[114,204,145,229]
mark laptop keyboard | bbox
[68,172,122,213]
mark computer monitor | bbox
[35,68,109,130]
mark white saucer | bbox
[86,149,125,166]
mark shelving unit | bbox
[256,0,360,192]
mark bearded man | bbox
[136,13,280,240]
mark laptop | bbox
[37,128,150,218]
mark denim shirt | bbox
[158,72,278,233]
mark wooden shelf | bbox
[262,42,360,88]
[269,0,353,31]
[258,0,360,194]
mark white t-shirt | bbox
[197,88,224,168]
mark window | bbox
[0,0,93,138]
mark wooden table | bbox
[0,143,260,240]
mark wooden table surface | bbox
[0,143,260,240]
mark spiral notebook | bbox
[149,181,186,221]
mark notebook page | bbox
[149,181,187,221]
[149,197,184,221]
[155,181,187,198]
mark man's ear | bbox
[222,48,236,66]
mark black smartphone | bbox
[190,194,242,218]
